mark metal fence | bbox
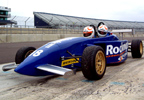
[8,16,34,27]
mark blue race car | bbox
[3,26,143,80]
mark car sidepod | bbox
[105,40,128,64]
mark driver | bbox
[97,24,109,37]
[83,26,95,38]
[83,23,111,38]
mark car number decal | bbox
[30,50,43,57]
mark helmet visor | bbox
[83,31,92,37]
[98,31,107,35]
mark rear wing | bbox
[111,29,135,40]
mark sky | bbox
[1,0,144,22]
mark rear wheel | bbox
[15,47,36,64]
[81,46,106,80]
[131,39,143,58]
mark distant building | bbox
[33,12,144,30]
[0,6,16,25]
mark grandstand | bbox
[33,12,144,31]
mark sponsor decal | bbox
[106,51,125,58]
[61,58,79,67]
[45,43,55,48]
[106,42,128,63]
[45,37,77,48]
[106,42,128,58]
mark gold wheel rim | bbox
[140,42,143,55]
[95,51,105,75]
[25,50,34,58]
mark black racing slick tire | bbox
[81,46,106,80]
[15,47,36,64]
[131,39,143,58]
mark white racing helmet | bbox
[98,25,108,37]
[83,26,94,38]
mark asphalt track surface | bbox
[0,41,49,64]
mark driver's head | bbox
[83,26,94,38]
[97,25,108,37]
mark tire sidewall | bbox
[91,46,106,79]
[131,39,143,58]
[82,46,106,80]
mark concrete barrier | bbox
[0,27,144,43]
[0,33,83,43]
[0,27,84,43]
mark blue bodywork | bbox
[14,35,128,76]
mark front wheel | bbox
[15,47,36,64]
[81,46,106,80]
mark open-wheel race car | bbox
[3,23,143,80]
